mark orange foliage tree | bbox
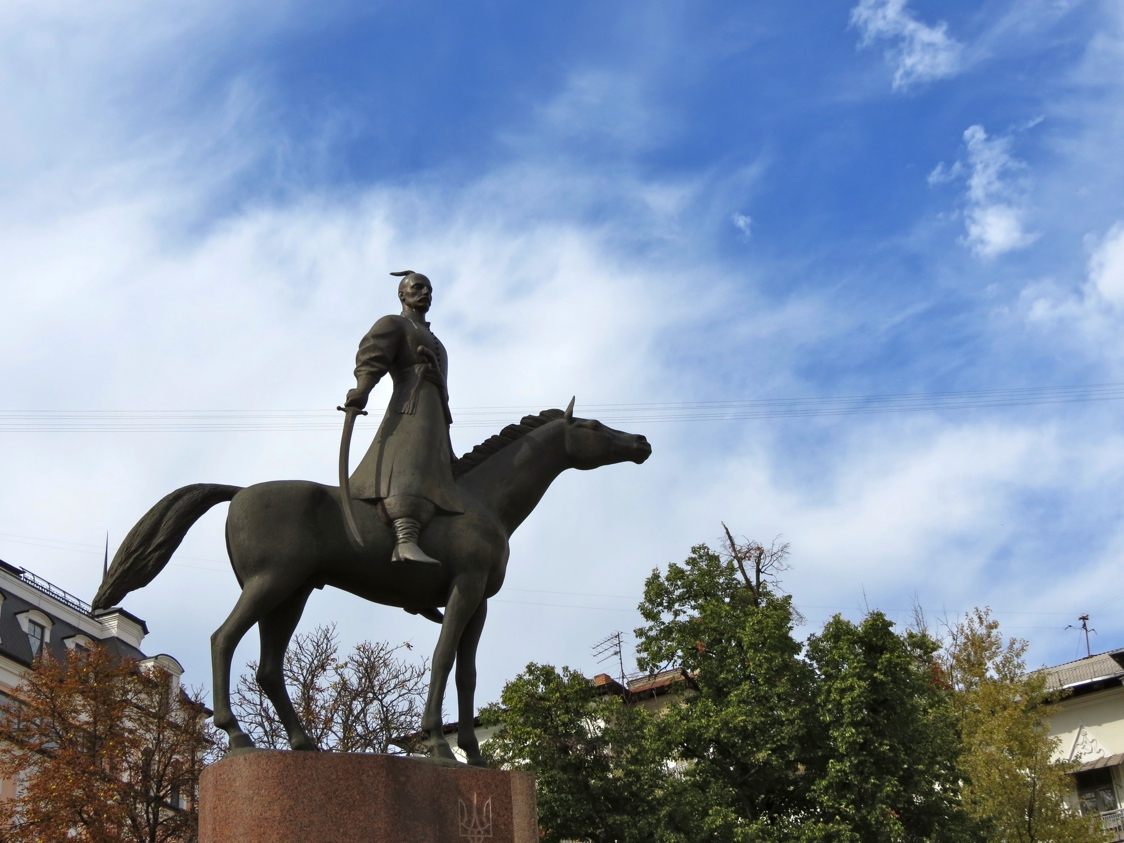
[0,645,220,843]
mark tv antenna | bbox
[1066,614,1097,658]
[591,631,626,685]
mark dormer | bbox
[63,633,96,651]
[140,654,184,691]
[93,607,148,649]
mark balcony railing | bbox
[1100,807,1124,841]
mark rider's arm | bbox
[346,316,402,409]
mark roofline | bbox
[1043,648,1124,694]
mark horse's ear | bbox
[564,396,575,422]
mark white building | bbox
[1046,649,1124,841]
[0,556,185,801]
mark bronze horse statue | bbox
[93,401,651,764]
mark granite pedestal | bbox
[199,751,538,843]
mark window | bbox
[1076,767,1118,815]
[16,610,53,652]
[27,621,45,657]
[64,634,95,652]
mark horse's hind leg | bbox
[256,584,317,752]
[211,577,297,751]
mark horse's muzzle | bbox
[630,434,652,463]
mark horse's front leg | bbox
[422,577,485,761]
[455,599,488,767]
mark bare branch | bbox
[720,524,792,604]
[232,624,429,754]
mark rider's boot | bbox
[391,517,441,565]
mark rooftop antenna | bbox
[591,631,626,685]
[1066,614,1097,658]
[102,533,109,583]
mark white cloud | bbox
[6,141,1106,707]
[926,160,963,185]
[6,0,1124,708]
[964,202,1036,259]
[0,149,743,706]
[1017,222,1124,351]
[1088,222,1124,306]
[930,124,1039,259]
[732,213,753,238]
[850,0,964,90]
[531,70,657,152]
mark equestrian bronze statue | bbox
[93,272,651,766]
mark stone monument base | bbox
[199,750,538,843]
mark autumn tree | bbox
[942,607,1106,843]
[0,645,219,843]
[231,623,429,753]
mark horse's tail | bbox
[92,483,243,611]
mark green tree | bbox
[802,612,975,842]
[485,535,1006,843]
[0,645,219,843]
[944,608,1105,843]
[480,663,667,843]
[634,542,815,842]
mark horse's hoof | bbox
[465,754,489,769]
[291,737,320,752]
[429,739,459,762]
[225,734,258,757]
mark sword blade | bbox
[337,406,367,547]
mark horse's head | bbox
[561,397,652,470]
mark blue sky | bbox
[2,0,1124,709]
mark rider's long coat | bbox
[349,314,465,515]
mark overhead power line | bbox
[2,383,1124,432]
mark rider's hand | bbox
[345,388,368,410]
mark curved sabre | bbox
[336,405,368,547]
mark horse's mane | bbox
[452,408,565,478]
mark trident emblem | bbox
[458,793,492,841]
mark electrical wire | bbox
[2,383,1124,432]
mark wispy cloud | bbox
[1088,222,1124,306]
[732,213,753,238]
[1018,221,1124,349]
[930,124,1038,259]
[850,0,964,89]
[5,0,1124,698]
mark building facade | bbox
[1046,649,1124,841]
[0,556,185,801]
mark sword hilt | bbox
[337,406,368,415]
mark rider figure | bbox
[344,271,464,564]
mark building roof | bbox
[593,668,687,702]
[1044,649,1124,693]
[0,557,150,669]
